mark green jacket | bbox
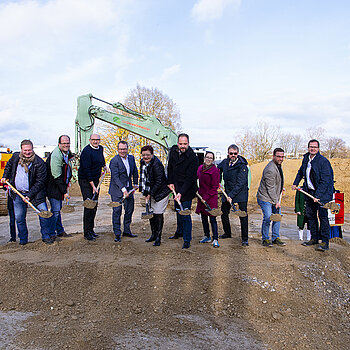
[294,190,307,229]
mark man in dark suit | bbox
[109,141,138,242]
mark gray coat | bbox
[256,160,283,205]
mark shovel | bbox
[171,189,191,215]
[141,199,154,220]
[6,181,53,218]
[107,189,136,208]
[220,185,247,217]
[196,192,222,216]
[61,187,75,213]
[296,187,340,212]
[83,171,106,209]
[270,192,283,222]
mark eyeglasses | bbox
[91,139,100,141]
[309,146,319,149]
[205,156,214,160]
[229,152,238,155]
[60,143,70,145]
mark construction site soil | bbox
[0,158,349,350]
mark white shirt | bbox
[121,156,130,192]
[15,164,30,192]
[306,156,315,190]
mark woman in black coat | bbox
[139,145,170,246]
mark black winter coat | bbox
[3,152,47,206]
[218,155,249,203]
[167,145,198,202]
[140,156,170,202]
[293,152,334,203]
[46,150,74,200]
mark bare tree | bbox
[253,122,280,161]
[98,85,182,163]
[290,134,304,158]
[236,122,280,162]
[324,137,347,158]
[279,133,294,154]
[305,126,326,149]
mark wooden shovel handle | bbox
[5,181,40,213]
[196,192,211,210]
[219,184,229,200]
[171,189,183,208]
[296,187,323,205]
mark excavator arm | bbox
[75,94,178,155]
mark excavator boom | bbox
[75,94,178,154]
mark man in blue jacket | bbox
[292,139,334,251]
[218,144,249,246]
[109,141,138,242]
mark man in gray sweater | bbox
[256,147,286,247]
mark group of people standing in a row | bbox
[1,133,334,252]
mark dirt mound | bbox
[0,214,349,349]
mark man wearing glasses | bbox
[46,135,74,240]
[292,139,334,251]
[78,134,107,241]
[108,141,138,242]
[218,144,249,246]
[257,148,286,247]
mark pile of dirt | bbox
[248,158,350,211]
[0,213,349,349]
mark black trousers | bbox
[305,196,329,244]
[221,201,248,241]
[79,178,99,235]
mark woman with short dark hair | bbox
[139,145,170,246]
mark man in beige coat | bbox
[256,148,286,247]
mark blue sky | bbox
[1,0,350,155]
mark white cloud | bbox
[160,64,181,81]
[191,0,241,22]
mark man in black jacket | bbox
[218,144,249,246]
[46,135,74,238]
[167,133,198,249]
[78,134,106,241]
[1,140,53,245]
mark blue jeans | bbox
[49,198,65,236]
[111,194,134,237]
[175,200,192,243]
[257,198,281,241]
[13,194,52,243]
[8,195,16,240]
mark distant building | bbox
[33,145,55,159]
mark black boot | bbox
[153,214,163,246]
[146,216,157,242]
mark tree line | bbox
[236,123,349,162]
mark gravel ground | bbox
[0,193,349,350]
